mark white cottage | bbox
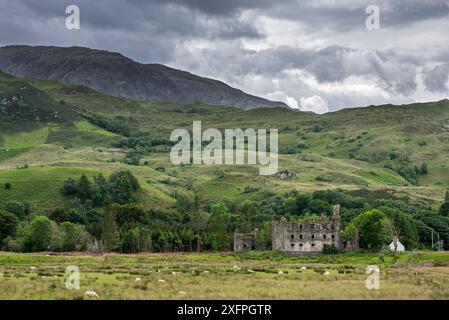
[388,238,405,252]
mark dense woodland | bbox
[1,170,449,253]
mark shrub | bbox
[61,178,78,195]
[0,210,19,244]
[322,244,339,254]
[4,182,11,190]
[397,166,418,185]
[5,200,31,219]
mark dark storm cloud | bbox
[153,0,280,16]
[424,64,449,92]
[262,0,449,33]
[10,0,263,37]
[0,0,448,111]
[382,0,449,27]
[0,0,263,63]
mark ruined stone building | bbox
[233,230,260,251]
[272,205,342,253]
[234,205,359,254]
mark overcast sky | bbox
[0,0,448,113]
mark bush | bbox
[322,244,339,254]
[0,210,19,244]
[397,166,418,185]
[61,178,78,195]
[5,200,31,219]
[4,182,11,190]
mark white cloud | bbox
[299,95,329,114]
[265,91,299,109]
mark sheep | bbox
[323,271,330,276]
[158,279,166,283]
[248,269,255,273]
[135,277,141,282]
[84,291,99,298]
[300,266,307,270]
[278,271,284,275]
[172,271,177,276]
[178,291,187,295]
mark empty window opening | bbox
[331,234,335,240]
[323,234,326,239]
[299,234,303,240]
[311,234,315,239]
[291,234,295,240]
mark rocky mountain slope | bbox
[0,45,287,110]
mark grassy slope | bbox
[0,73,448,211]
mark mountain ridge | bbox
[0,45,288,110]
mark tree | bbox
[283,197,297,215]
[60,222,90,251]
[416,212,449,250]
[189,211,208,252]
[5,200,31,219]
[108,170,140,204]
[210,201,229,216]
[101,209,119,251]
[111,203,148,231]
[439,189,449,217]
[61,178,78,195]
[308,199,332,216]
[49,208,72,223]
[77,174,92,201]
[342,222,357,242]
[120,227,151,253]
[0,210,19,243]
[294,194,310,215]
[420,162,429,175]
[209,201,231,251]
[20,215,61,252]
[355,209,392,249]
[239,200,259,232]
[386,210,419,249]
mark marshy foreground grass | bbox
[1,251,449,299]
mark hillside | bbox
[0,70,448,213]
[0,45,287,110]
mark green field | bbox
[1,251,449,299]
